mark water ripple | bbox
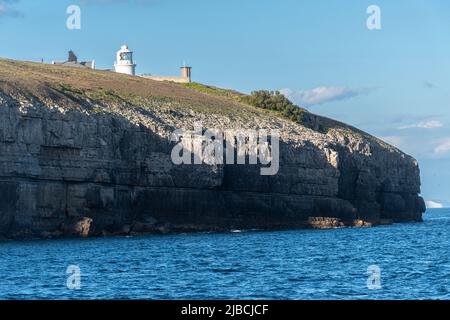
[0,209,449,299]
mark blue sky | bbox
[1,0,449,207]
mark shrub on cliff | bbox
[241,90,307,123]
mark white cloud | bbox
[434,138,450,155]
[425,200,444,209]
[280,87,372,107]
[398,120,443,130]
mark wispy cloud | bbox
[0,0,22,18]
[425,200,444,209]
[434,138,450,155]
[376,133,450,160]
[398,120,443,130]
[280,87,373,107]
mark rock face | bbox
[0,59,425,239]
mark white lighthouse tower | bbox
[114,45,136,76]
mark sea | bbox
[0,209,448,300]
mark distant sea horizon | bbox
[0,208,448,300]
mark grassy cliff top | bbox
[0,58,399,152]
[0,58,256,114]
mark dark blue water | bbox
[0,209,449,300]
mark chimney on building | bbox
[68,50,78,63]
[180,66,192,83]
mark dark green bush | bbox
[241,90,307,123]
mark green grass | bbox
[179,83,326,131]
[180,82,245,101]
[54,82,165,108]
[184,85,320,129]
[0,58,392,148]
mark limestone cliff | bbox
[0,58,425,239]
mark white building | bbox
[114,45,136,76]
[113,44,192,83]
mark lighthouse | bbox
[114,45,136,76]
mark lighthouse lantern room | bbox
[114,45,136,76]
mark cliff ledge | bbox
[0,58,425,239]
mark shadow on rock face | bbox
[0,84,425,239]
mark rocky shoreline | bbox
[0,59,426,240]
[1,214,423,241]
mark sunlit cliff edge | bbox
[0,58,425,239]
